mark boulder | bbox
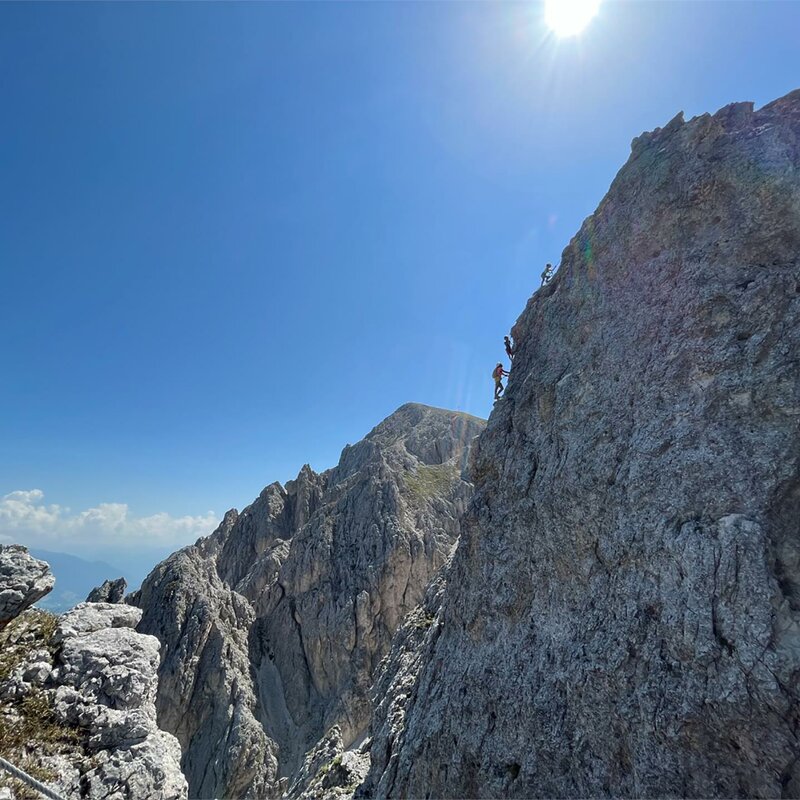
[0,545,54,630]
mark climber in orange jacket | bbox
[493,363,510,401]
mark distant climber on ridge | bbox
[493,363,510,401]
[504,335,515,361]
[541,263,554,286]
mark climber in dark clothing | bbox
[541,263,554,286]
[493,363,510,400]
[504,335,515,360]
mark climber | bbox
[493,363,510,401]
[504,335,515,361]
[541,263,554,286]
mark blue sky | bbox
[2,1,798,572]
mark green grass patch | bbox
[411,611,436,630]
[404,464,457,502]
[0,609,83,799]
[0,753,60,800]
[1,688,81,754]
[0,610,58,684]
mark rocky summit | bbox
[360,90,800,798]
[132,403,485,799]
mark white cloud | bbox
[0,489,219,555]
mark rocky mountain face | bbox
[360,90,800,798]
[0,545,186,800]
[132,403,485,799]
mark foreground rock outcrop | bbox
[133,403,484,798]
[361,90,800,798]
[0,548,186,800]
[0,546,54,632]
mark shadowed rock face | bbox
[133,403,484,799]
[362,90,800,798]
[86,577,127,604]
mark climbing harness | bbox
[0,755,67,800]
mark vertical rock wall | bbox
[363,91,800,798]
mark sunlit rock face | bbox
[0,555,186,800]
[361,90,800,798]
[133,403,484,799]
[0,545,54,630]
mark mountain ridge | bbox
[360,88,800,798]
[133,402,485,798]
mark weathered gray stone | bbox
[54,602,142,644]
[134,403,484,799]
[0,568,187,800]
[86,577,127,604]
[49,602,187,799]
[0,545,54,630]
[361,89,800,799]
[132,526,274,800]
[81,729,187,800]
[357,575,446,799]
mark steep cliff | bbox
[133,403,485,798]
[362,90,800,798]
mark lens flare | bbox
[545,0,601,37]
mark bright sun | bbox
[545,0,601,37]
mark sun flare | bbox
[545,0,601,38]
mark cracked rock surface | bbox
[360,90,800,798]
[0,546,54,632]
[51,604,187,799]
[133,403,484,799]
[0,574,186,800]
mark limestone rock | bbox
[357,575,446,799]
[0,564,187,800]
[0,545,54,631]
[80,730,186,800]
[50,601,187,799]
[86,578,127,604]
[361,89,800,798]
[53,602,142,644]
[286,723,369,800]
[134,403,484,799]
[133,539,273,800]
